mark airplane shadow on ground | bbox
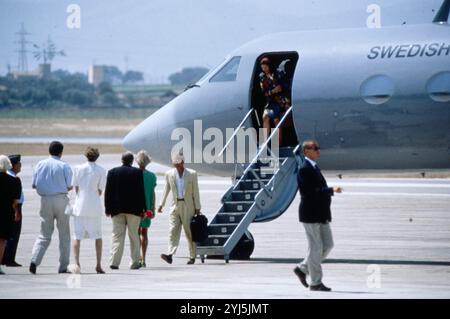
[249,258,450,267]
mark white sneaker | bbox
[0,266,5,275]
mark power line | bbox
[15,22,30,72]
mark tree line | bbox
[0,66,209,108]
[0,70,116,108]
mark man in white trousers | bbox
[30,141,73,274]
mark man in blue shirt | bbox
[30,141,73,274]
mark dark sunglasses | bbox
[307,146,320,151]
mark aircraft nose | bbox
[122,128,140,153]
[123,115,159,153]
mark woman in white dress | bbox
[72,147,107,274]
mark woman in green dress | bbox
[136,150,157,267]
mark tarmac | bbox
[1,154,449,299]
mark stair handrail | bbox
[293,143,301,155]
[266,143,301,193]
[218,108,254,158]
[293,143,304,172]
[235,106,293,187]
[264,156,288,193]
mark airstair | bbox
[197,107,301,263]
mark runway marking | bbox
[155,190,450,197]
[157,180,450,188]
[343,192,450,197]
[329,182,450,188]
[154,179,231,185]
[22,188,450,197]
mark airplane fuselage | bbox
[124,23,450,175]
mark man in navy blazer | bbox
[293,140,342,292]
[105,152,146,270]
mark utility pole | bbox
[15,22,30,72]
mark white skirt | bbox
[73,215,102,240]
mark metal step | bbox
[254,157,287,169]
[231,190,259,201]
[238,179,271,190]
[237,169,275,181]
[208,223,239,235]
[213,212,246,224]
[203,235,230,246]
[222,201,253,213]
[197,145,300,262]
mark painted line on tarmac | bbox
[343,192,450,197]
[330,182,450,188]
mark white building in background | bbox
[88,65,105,86]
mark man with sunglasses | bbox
[293,140,343,292]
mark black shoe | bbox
[161,254,173,264]
[110,265,119,270]
[6,261,22,267]
[130,262,141,270]
[58,269,71,274]
[29,262,37,274]
[187,258,195,265]
[293,267,309,288]
[96,267,105,274]
[310,283,332,292]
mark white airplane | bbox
[123,1,450,261]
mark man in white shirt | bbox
[72,147,107,274]
[158,153,201,265]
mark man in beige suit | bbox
[158,153,201,265]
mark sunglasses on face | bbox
[307,146,320,151]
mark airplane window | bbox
[426,71,450,102]
[360,74,395,105]
[209,56,241,82]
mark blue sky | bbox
[0,0,443,82]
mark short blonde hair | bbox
[136,150,151,168]
[0,155,12,172]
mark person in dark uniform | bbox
[293,140,343,291]
[2,154,24,267]
[0,155,22,275]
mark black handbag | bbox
[190,214,208,243]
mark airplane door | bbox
[250,52,299,147]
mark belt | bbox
[177,198,185,201]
